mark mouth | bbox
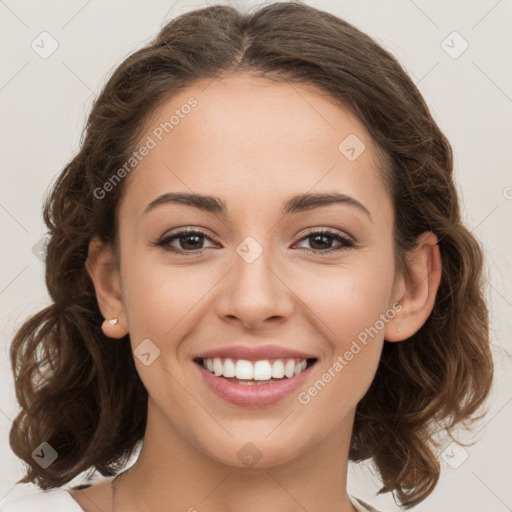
[193,356,318,406]
[194,357,318,384]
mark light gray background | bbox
[1,0,511,510]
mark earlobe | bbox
[385,232,442,342]
[86,236,129,339]
[100,316,128,339]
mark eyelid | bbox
[165,226,217,240]
[298,226,355,242]
[158,226,354,245]
[157,226,220,250]
[152,225,356,256]
[292,228,355,254]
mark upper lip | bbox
[194,344,318,362]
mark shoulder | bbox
[0,488,84,512]
[349,495,385,512]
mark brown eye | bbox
[154,228,217,255]
[295,230,354,254]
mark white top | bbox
[0,488,382,511]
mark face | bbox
[111,73,403,468]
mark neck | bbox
[114,400,358,512]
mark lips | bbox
[192,344,318,407]
[195,361,316,407]
[194,344,318,362]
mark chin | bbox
[193,426,315,470]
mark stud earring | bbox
[397,327,401,333]
[109,318,118,325]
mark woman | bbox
[2,2,493,511]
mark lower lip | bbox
[195,362,315,407]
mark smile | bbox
[201,357,313,382]
[194,357,318,406]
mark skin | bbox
[78,73,441,512]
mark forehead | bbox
[120,73,392,225]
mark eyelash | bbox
[152,227,355,256]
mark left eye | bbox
[294,230,354,253]
[153,228,354,255]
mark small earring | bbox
[109,318,118,325]
[397,327,401,333]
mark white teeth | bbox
[294,360,306,375]
[235,360,253,380]
[201,357,312,380]
[223,358,236,378]
[213,357,223,376]
[253,360,272,380]
[284,359,296,378]
[271,360,285,378]
[237,379,279,386]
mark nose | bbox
[215,241,295,330]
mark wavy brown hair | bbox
[9,2,493,508]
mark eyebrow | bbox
[143,191,371,220]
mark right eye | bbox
[152,227,218,255]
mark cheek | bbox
[294,288,391,425]
[120,250,208,340]
[297,258,395,346]
[293,255,395,403]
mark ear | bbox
[385,232,442,342]
[85,235,128,339]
